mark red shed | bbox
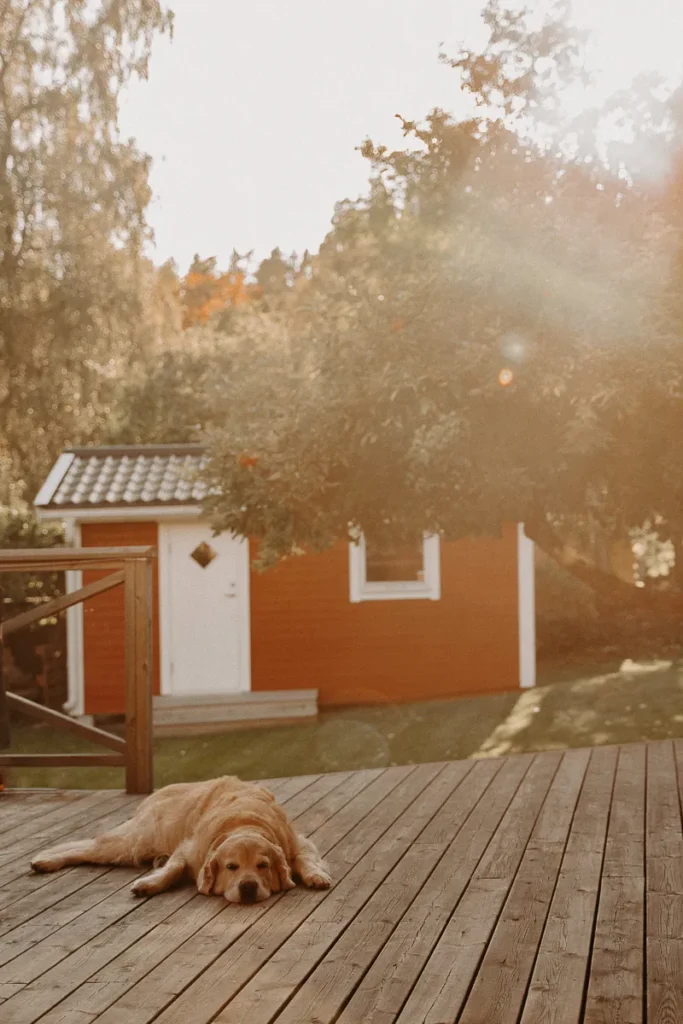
[35,445,535,729]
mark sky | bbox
[118,0,683,274]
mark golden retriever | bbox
[30,776,331,904]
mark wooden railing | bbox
[0,547,155,793]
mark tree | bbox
[0,506,63,606]
[253,248,305,310]
[201,1,683,575]
[104,327,234,445]
[179,254,251,330]
[440,0,590,150]
[0,0,175,504]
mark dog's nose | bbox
[239,880,258,903]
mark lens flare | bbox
[500,333,527,364]
[498,367,514,387]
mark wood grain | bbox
[583,743,645,1024]
[646,741,683,1024]
[0,795,140,890]
[395,751,563,1024]
[520,745,618,1024]
[2,572,124,638]
[337,755,532,1024]
[217,760,484,1024]
[458,748,592,1024]
[0,766,347,1024]
[92,765,436,1024]
[5,694,125,754]
[123,559,153,794]
[0,792,103,850]
[0,745,679,1023]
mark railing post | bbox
[0,595,9,790]
[124,557,153,794]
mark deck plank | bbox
[213,759,484,1024]
[0,868,139,968]
[0,790,131,847]
[337,754,533,1024]
[0,770,356,1024]
[583,743,645,1024]
[0,779,336,925]
[521,745,618,1024]
[0,795,141,889]
[0,743,677,1024]
[0,799,145,912]
[457,748,593,1024]
[645,741,683,1024]
[394,751,563,1024]
[101,764,439,1024]
[0,793,87,837]
[26,769,381,1024]
[0,867,119,940]
[263,774,322,803]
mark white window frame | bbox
[349,532,441,603]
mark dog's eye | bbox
[227,863,238,871]
[257,861,268,870]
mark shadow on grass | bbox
[6,659,683,788]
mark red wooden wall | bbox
[77,520,520,713]
[250,527,520,705]
[81,522,160,715]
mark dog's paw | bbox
[30,855,56,874]
[302,867,332,890]
[131,876,155,898]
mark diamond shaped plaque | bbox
[190,541,217,568]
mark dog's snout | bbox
[239,880,258,903]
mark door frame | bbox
[158,519,251,697]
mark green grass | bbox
[6,659,683,789]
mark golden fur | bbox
[30,776,331,903]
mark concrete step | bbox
[152,689,318,736]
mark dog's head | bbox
[197,828,294,904]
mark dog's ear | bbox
[196,850,219,895]
[267,840,295,894]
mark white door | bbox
[160,522,250,696]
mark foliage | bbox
[177,248,310,330]
[179,254,250,330]
[0,507,64,607]
[201,1,683,573]
[5,0,683,594]
[0,0,175,504]
[104,327,234,445]
[107,248,311,448]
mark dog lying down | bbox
[30,776,332,904]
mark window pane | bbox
[365,536,425,582]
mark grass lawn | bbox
[5,659,683,789]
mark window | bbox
[366,536,425,583]
[349,532,441,602]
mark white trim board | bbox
[36,504,202,523]
[63,519,85,717]
[34,452,75,508]
[517,522,536,689]
[349,533,441,602]
[158,521,173,697]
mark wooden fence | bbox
[0,547,155,793]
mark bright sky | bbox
[118,0,683,273]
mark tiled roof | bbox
[35,445,209,509]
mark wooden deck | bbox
[0,740,680,1023]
